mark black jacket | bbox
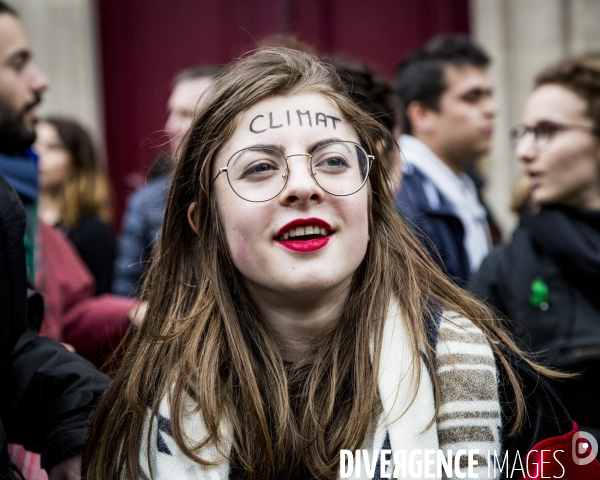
[470,217,600,369]
[63,215,117,296]
[470,214,600,436]
[0,173,110,479]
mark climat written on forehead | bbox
[250,110,342,134]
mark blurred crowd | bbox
[1,0,600,478]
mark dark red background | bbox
[98,0,469,226]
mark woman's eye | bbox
[536,123,560,140]
[243,162,278,177]
[316,156,349,169]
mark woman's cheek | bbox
[225,214,264,276]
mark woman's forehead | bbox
[220,93,358,156]
[241,93,341,124]
[525,84,588,123]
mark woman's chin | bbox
[267,275,351,302]
[280,279,342,296]
[530,189,552,208]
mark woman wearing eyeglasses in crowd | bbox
[472,57,600,442]
[82,49,597,479]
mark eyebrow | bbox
[242,138,346,155]
[460,87,493,97]
[306,138,345,153]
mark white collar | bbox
[400,134,486,219]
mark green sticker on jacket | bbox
[529,277,549,311]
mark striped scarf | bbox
[435,313,502,479]
[138,301,502,479]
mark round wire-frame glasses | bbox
[211,140,374,202]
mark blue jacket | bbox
[112,174,171,297]
[394,164,470,286]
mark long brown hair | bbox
[41,117,112,228]
[83,48,556,479]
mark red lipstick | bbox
[275,217,332,253]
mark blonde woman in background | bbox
[35,117,116,294]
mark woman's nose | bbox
[278,155,324,206]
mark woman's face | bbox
[516,84,600,209]
[210,93,370,300]
[35,122,71,191]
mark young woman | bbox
[35,117,116,295]
[472,57,600,441]
[83,49,594,479]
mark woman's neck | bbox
[38,189,62,226]
[555,180,600,211]
[245,281,351,362]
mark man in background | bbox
[394,35,498,286]
[0,2,109,478]
[113,65,219,297]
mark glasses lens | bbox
[227,147,287,201]
[310,142,370,196]
[534,123,561,148]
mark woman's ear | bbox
[187,203,198,234]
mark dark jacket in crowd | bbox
[0,151,137,369]
[62,216,117,296]
[113,174,171,297]
[394,164,470,286]
[0,173,110,479]
[471,206,600,438]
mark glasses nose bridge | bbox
[285,152,312,165]
[283,152,315,179]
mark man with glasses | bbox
[393,35,497,286]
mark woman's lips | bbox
[276,236,331,252]
[275,217,332,252]
[528,172,543,188]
